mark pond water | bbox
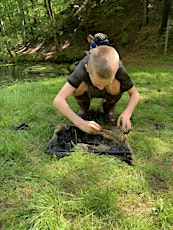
[0,63,70,87]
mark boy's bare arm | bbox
[53,82,101,134]
[117,86,140,132]
[124,86,140,116]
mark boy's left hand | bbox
[117,113,131,134]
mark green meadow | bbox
[0,63,173,230]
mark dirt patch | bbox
[45,124,133,165]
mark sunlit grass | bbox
[0,64,173,230]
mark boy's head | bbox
[86,46,119,89]
[87,34,94,43]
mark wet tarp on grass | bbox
[45,124,133,165]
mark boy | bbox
[53,46,140,134]
[93,33,110,46]
[82,34,97,57]
[87,34,97,50]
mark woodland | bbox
[0,0,173,63]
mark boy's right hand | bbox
[79,120,102,134]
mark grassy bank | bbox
[0,63,173,230]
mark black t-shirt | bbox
[68,55,133,92]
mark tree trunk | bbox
[43,0,60,59]
[17,0,27,43]
[0,18,13,58]
[160,0,172,34]
[4,2,18,37]
[30,0,37,25]
[43,0,53,19]
[143,0,149,25]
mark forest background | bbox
[0,0,173,64]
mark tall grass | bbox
[0,63,173,230]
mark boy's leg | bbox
[103,92,123,123]
[73,82,90,118]
[74,92,90,118]
[73,81,105,119]
[73,83,123,122]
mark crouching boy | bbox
[53,46,140,134]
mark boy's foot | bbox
[102,102,116,124]
[104,110,116,124]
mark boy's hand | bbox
[117,115,131,134]
[80,120,102,134]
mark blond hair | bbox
[87,34,94,43]
[88,46,119,79]
[87,34,94,40]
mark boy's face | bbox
[85,64,114,90]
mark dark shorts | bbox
[87,84,123,104]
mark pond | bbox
[0,63,70,87]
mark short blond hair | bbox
[87,34,94,43]
[88,46,119,79]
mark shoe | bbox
[104,110,115,123]
[74,93,90,119]
[102,102,116,124]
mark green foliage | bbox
[95,0,125,17]
[0,0,77,62]
[0,0,169,62]
[121,31,128,45]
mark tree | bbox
[143,0,149,25]
[160,0,172,34]
[0,18,13,58]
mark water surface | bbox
[0,63,69,87]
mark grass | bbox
[0,63,173,230]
